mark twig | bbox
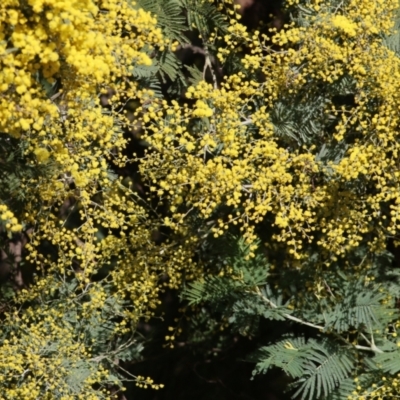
[255,287,324,330]
[203,43,218,90]
[176,43,207,56]
[254,287,384,353]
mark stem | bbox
[255,287,324,330]
[255,287,384,353]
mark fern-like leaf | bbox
[133,0,189,44]
[382,8,400,55]
[323,284,394,333]
[254,338,354,400]
[293,341,353,400]
[369,349,400,374]
[182,0,229,36]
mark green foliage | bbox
[184,63,203,86]
[130,0,190,95]
[182,0,229,37]
[182,234,400,399]
[135,0,189,44]
[254,337,355,400]
[320,276,395,333]
[132,0,230,95]
[383,6,400,54]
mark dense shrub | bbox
[2,0,400,399]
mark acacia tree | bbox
[2,0,400,399]
[0,0,173,397]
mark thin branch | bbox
[177,43,207,56]
[254,287,384,353]
[240,119,253,126]
[255,287,324,331]
[203,43,218,90]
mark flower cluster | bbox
[0,0,186,396]
[0,204,22,232]
[2,0,400,397]
[139,0,400,264]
